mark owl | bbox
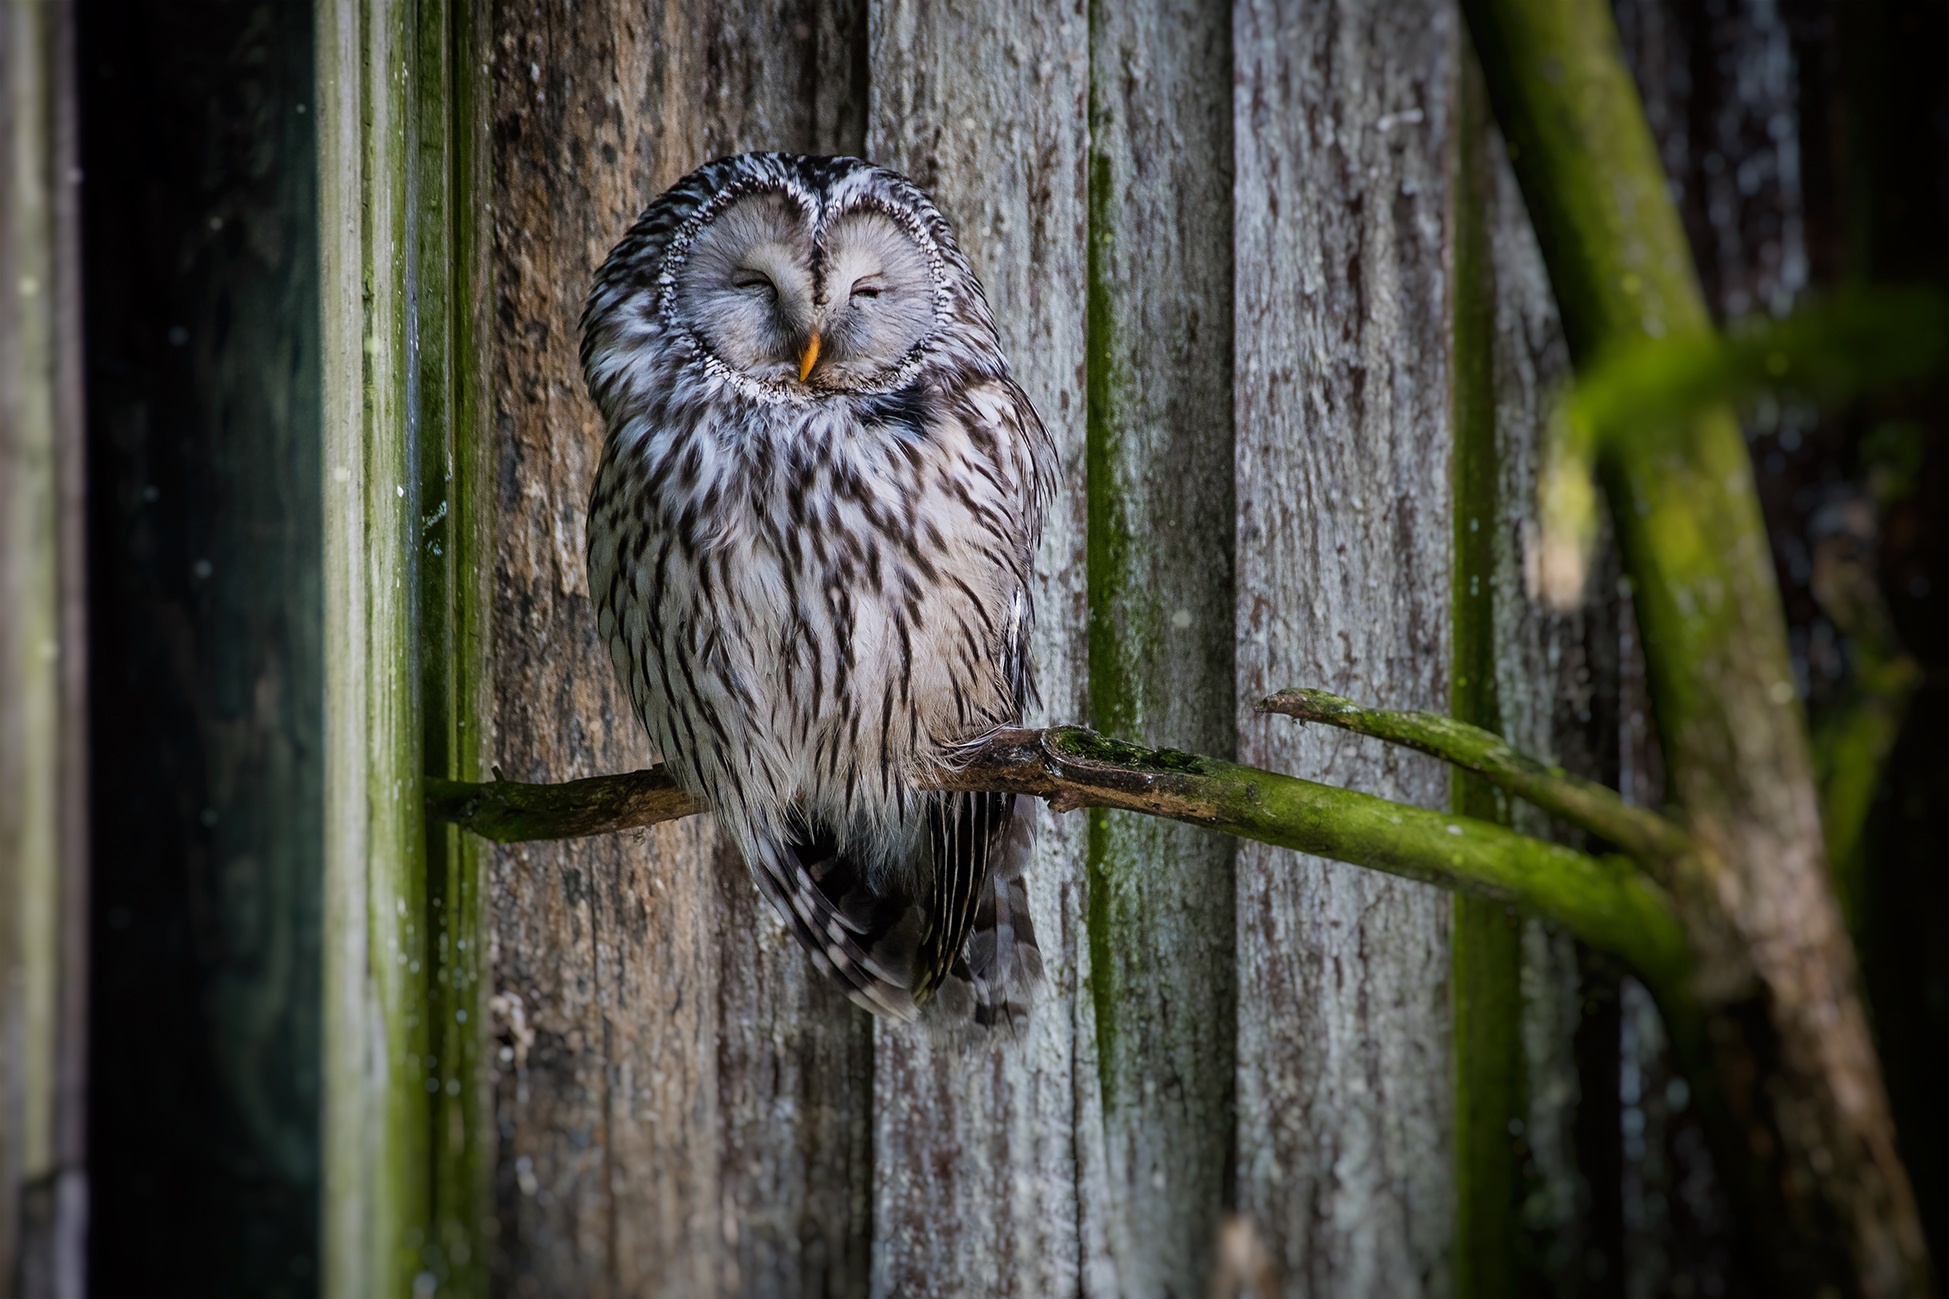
[581,154,1056,1025]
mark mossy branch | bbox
[1467,0,1932,1288]
[1258,688,1692,875]
[1536,288,1949,609]
[425,767,702,842]
[426,721,1691,995]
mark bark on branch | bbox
[426,723,1692,996]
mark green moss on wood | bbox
[1083,129,1127,1096]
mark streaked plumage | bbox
[581,153,1054,1023]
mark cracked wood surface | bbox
[1085,1,1238,1292]
[474,3,1629,1295]
[1232,3,1460,1293]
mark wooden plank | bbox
[319,1,434,1293]
[1,0,86,1292]
[1084,1,1236,1293]
[482,2,872,1293]
[1231,2,1460,1292]
[1455,49,1622,1294]
[864,3,1103,1295]
[419,0,494,1292]
[1479,103,1595,1297]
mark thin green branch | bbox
[426,724,1692,996]
[1573,288,1949,439]
[1258,688,1692,875]
[1807,493,1925,934]
[1814,657,1920,935]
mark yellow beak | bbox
[798,332,822,383]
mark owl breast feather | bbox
[588,372,1041,868]
[586,367,1048,1019]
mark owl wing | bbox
[760,789,1039,1028]
[749,827,924,1021]
[760,374,1048,1026]
[916,789,1041,1028]
[906,379,1048,1024]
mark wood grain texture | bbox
[1231,2,1460,1293]
[865,3,1105,1294]
[483,3,871,1294]
[1085,2,1237,1292]
[318,3,434,1293]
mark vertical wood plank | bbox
[483,3,871,1293]
[1085,1,1236,1293]
[1231,2,1460,1294]
[1,0,86,1291]
[865,3,1104,1294]
[419,0,495,1290]
[319,1,433,1292]
[1457,48,1624,1294]
[1479,112,1602,1298]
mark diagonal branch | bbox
[1258,687,1692,877]
[426,724,1691,995]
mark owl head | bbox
[583,154,1005,414]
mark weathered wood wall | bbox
[36,0,1933,1295]
[1467,64,1622,1296]
[1233,3,1461,1293]
[465,1,1633,1296]
[1085,1,1237,1290]
[863,4,1096,1294]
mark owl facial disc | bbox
[673,187,944,394]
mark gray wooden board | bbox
[484,3,871,1294]
[865,2,1106,1294]
[1232,2,1460,1293]
[467,2,1667,1294]
[1087,1,1238,1292]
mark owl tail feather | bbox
[749,793,1042,1028]
[930,794,1042,1031]
[752,829,923,1021]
